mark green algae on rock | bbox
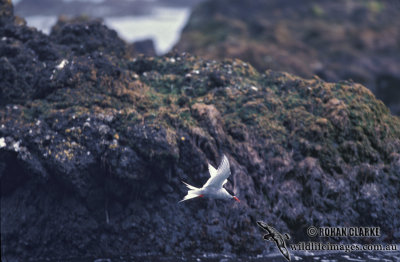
[174,0,400,115]
[1,1,400,260]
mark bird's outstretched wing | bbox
[202,155,231,189]
[208,163,218,177]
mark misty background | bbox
[11,0,204,54]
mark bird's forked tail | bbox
[179,181,202,203]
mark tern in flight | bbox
[179,155,240,203]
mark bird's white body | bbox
[180,155,239,202]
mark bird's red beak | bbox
[233,196,240,202]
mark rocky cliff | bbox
[1,1,400,260]
[175,0,400,115]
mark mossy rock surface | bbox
[1,1,400,259]
[175,0,400,115]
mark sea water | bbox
[17,6,190,55]
[104,7,190,54]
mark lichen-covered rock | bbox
[174,0,400,115]
[1,1,400,260]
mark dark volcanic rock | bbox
[49,16,155,58]
[0,0,13,25]
[175,0,400,115]
[0,2,61,105]
[1,0,400,260]
[130,38,156,56]
[50,16,127,57]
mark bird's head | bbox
[232,196,240,202]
